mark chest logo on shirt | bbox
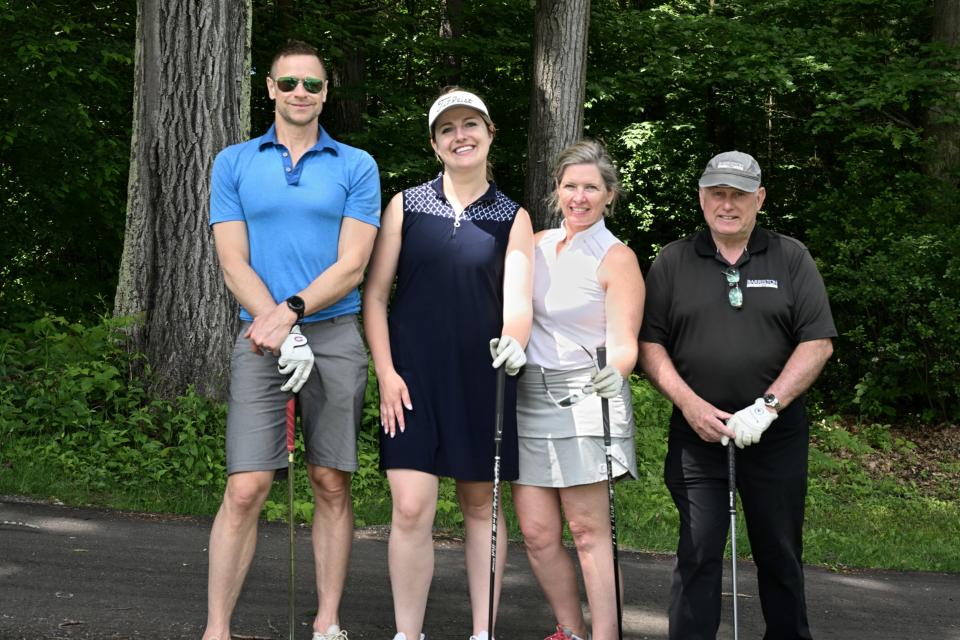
[746,278,778,289]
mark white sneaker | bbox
[392,633,425,640]
[314,624,349,640]
[469,632,491,640]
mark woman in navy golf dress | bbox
[362,87,533,640]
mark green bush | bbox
[2,316,957,571]
[586,2,960,423]
[816,224,960,422]
[0,315,227,512]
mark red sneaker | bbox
[543,625,570,640]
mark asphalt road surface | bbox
[1,497,958,639]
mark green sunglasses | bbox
[723,266,743,309]
[274,75,325,94]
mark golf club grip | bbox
[286,396,296,453]
[727,441,736,506]
[494,366,506,441]
[597,347,612,445]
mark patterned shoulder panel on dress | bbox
[403,181,519,223]
[404,181,455,220]
[474,190,520,222]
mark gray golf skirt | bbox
[514,364,637,488]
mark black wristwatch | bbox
[285,295,305,323]
[763,393,781,412]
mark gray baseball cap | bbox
[698,151,762,192]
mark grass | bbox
[3,378,958,573]
[1,317,957,572]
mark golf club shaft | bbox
[286,396,297,640]
[597,347,623,640]
[728,441,739,640]
[487,365,506,639]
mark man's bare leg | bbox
[308,465,354,634]
[202,470,275,640]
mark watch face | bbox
[286,296,305,317]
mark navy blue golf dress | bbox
[379,175,520,481]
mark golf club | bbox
[727,440,739,640]
[286,395,297,640]
[597,347,623,640]
[487,365,507,640]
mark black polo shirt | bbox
[640,226,837,439]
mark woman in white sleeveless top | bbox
[512,140,645,640]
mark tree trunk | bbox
[524,0,591,231]
[439,0,463,86]
[327,49,365,136]
[929,0,960,184]
[114,0,251,400]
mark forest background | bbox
[1,0,959,572]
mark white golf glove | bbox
[277,326,314,393]
[489,336,526,376]
[586,365,623,399]
[722,397,777,449]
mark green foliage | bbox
[3,0,958,575]
[615,377,678,551]
[0,1,135,323]
[0,315,227,512]
[587,0,960,421]
[5,0,960,420]
[817,225,960,421]
[1,318,957,571]
[251,0,533,201]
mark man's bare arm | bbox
[246,217,379,353]
[764,338,834,411]
[638,341,735,443]
[212,221,277,321]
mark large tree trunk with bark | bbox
[439,0,463,86]
[929,0,960,184]
[114,0,251,400]
[524,0,590,231]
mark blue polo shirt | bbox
[210,124,381,322]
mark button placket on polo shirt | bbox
[278,147,313,186]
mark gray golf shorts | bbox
[225,314,368,475]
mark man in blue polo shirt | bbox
[202,40,380,640]
[639,151,836,640]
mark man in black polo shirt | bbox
[639,151,836,640]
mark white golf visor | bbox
[428,91,490,132]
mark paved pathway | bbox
[1,498,958,639]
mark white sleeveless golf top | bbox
[526,218,621,370]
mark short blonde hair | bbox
[547,139,622,217]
